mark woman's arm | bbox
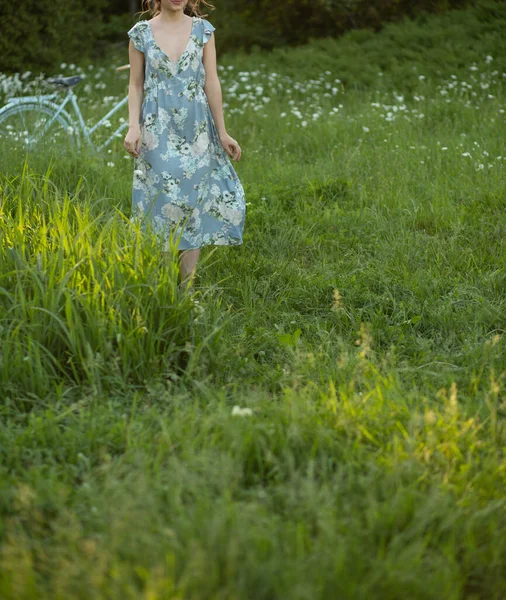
[125,40,145,157]
[202,33,242,162]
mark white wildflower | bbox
[231,406,253,417]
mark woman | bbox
[124,0,246,294]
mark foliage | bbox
[213,0,473,51]
[0,0,478,73]
[0,0,112,74]
[0,160,211,401]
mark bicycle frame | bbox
[4,86,129,152]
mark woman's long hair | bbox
[138,0,215,19]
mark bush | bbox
[0,0,109,74]
[0,161,197,400]
[0,0,477,74]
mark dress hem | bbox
[176,240,243,251]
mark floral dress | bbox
[127,16,246,250]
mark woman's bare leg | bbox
[178,248,201,292]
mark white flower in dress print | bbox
[158,79,175,98]
[190,55,200,71]
[142,129,160,151]
[172,107,188,129]
[202,184,224,213]
[180,141,192,155]
[150,55,163,70]
[153,214,173,235]
[161,172,180,196]
[193,131,210,156]
[161,133,184,161]
[220,205,243,226]
[144,114,156,128]
[158,107,171,133]
[168,132,183,147]
[133,157,160,192]
[133,198,145,214]
[191,207,201,229]
[179,55,191,72]
[161,203,185,223]
[214,235,229,245]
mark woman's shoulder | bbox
[127,20,150,52]
[129,20,149,33]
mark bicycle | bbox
[0,64,132,156]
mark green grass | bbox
[0,2,505,598]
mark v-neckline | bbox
[147,16,195,65]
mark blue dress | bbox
[127,16,246,250]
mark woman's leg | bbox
[178,248,201,292]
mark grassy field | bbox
[0,2,505,598]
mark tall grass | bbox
[0,160,219,402]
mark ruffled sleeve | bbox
[127,22,145,53]
[202,19,216,45]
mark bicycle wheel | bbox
[0,102,80,158]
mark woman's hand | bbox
[124,125,142,158]
[220,133,242,162]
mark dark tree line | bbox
[0,0,476,73]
